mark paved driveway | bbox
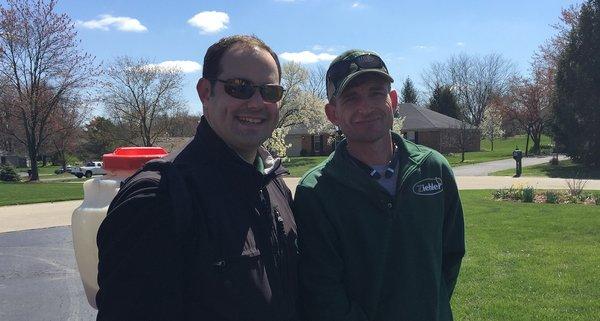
[451,155,568,176]
[0,227,96,321]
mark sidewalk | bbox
[2,176,598,234]
[452,155,568,176]
[0,200,82,233]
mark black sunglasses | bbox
[212,78,285,103]
[327,54,387,83]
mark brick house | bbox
[397,103,480,153]
[285,125,335,156]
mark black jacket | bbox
[96,118,298,321]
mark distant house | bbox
[0,150,28,168]
[397,103,480,153]
[285,125,335,156]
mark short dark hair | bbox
[202,35,282,83]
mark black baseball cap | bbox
[326,49,394,100]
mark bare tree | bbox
[102,57,185,147]
[456,121,479,163]
[48,94,87,170]
[278,62,308,128]
[305,64,327,100]
[422,53,515,127]
[497,72,551,155]
[0,0,98,180]
[0,77,18,153]
[534,5,581,81]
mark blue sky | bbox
[57,0,583,114]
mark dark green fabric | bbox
[325,49,394,100]
[294,132,465,321]
[254,154,265,174]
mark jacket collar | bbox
[172,116,287,187]
[323,132,431,197]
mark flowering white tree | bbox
[392,116,405,134]
[271,63,335,158]
[278,62,333,133]
[264,127,291,159]
[481,106,504,151]
[296,91,335,135]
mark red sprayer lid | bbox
[102,147,168,171]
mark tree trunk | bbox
[59,150,66,171]
[28,147,39,181]
[525,132,530,157]
[532,128,542,155]
[461,149,465,163]
[491,139,494,151]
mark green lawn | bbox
[445,134,553,166]
[15,164,84,181]
[491,159,600,179]
[284,135,552,177]
[16,164,63,175]
[286,156,328,177]
[453,190,599,321]
[0,181,84,206]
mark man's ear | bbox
[197,78,212,105]
[389,89,398,109]
[325,102,338,126]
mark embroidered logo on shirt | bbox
[412,177,443,195]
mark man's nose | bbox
[247,89,265,109]
[355,97,371,113]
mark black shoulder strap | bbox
[123,159,196,246]
[271,175,292,202]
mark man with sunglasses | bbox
[96,35,298,321]
[294,50,465,321]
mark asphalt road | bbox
[0,227,97,321]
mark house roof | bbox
[397,103,476,131]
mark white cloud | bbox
[187,11,229,34]
[456,42,466,47]
[280,51,337,64]
[79,15,147,32]
[412,45,436,51]
[351,2,366,9]
[145,60,202,73]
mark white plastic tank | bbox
[72,147,168,308]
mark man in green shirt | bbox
[294,49,465,321]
